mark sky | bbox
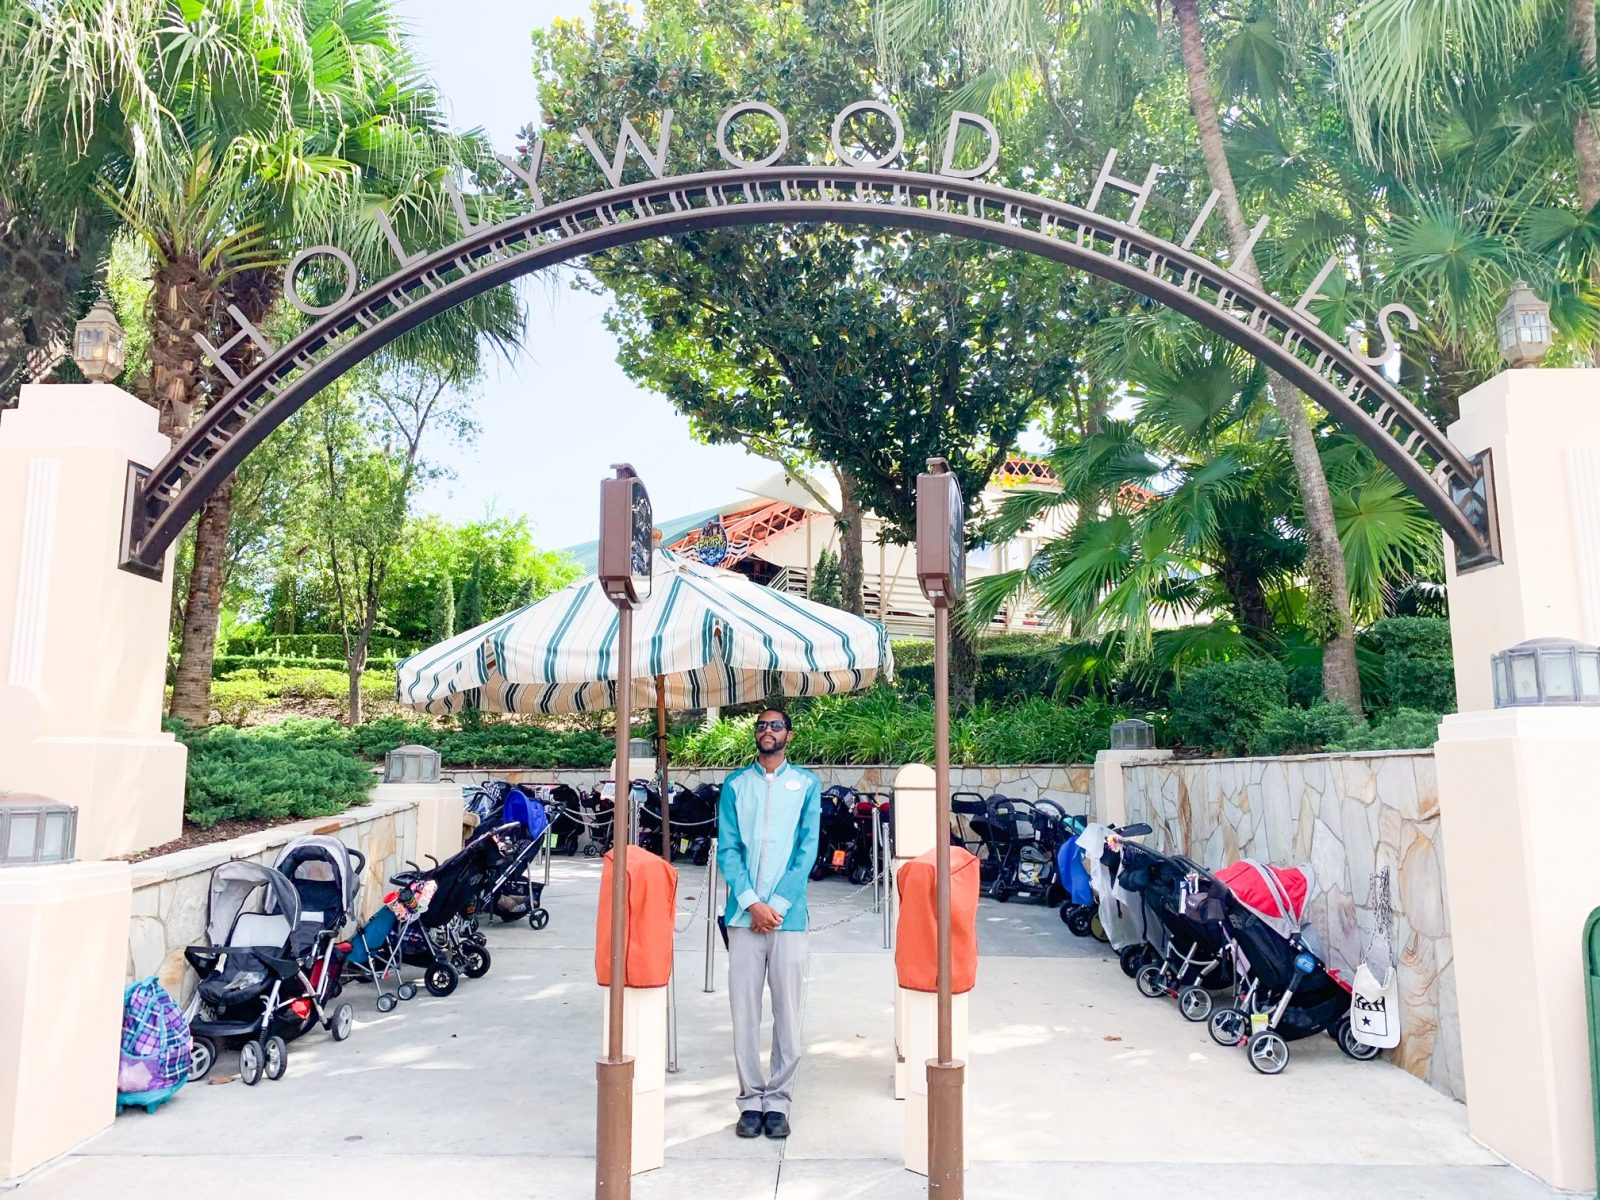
[393,0,767,551]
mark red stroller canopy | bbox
[1217,860,1312,936]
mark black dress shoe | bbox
[735,1110,764,1138]
[763,1111,791,1139]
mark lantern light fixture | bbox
[72,296,127,383]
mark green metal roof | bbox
[558,501,740,572]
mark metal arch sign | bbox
[117,100,1501,578]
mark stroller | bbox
[1119,845,1235,1020]
[844,791,892,887]
[345,828,513,1007]
[666,782,719,865]
[1206,860,1379,1074]
[184,839,361,1085]
[1073,821,1161,972]
[476,790,552,930]
[811,786,862,880]
[981,796,1053,903]
[582,784,617,856]
[542,783,587,856]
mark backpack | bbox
[118,977,193,1105]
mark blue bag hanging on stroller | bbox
[117,977,192,1114]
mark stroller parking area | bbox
[11,859,1561,1199]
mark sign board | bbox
[599,464,653,606]
[694,517,730,566]
[916,459,964,606]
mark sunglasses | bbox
[754,720,789,732]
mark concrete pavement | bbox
[10,856,1566,1198]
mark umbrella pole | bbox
[656,675,680,1074]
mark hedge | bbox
[1365,617,1455,714]
[220,634,423,660]
[212,654,407,678]
[669,690,1130,767]
[892,633,1062,705]
[173,721,374,828]
[1170,659,1288,755]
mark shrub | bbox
[1330,708,1443,752]
[220,633,422,660]
[1247,702,1363,756]
[895,634,1061,704]
[1367,617,1455,714]
[177,723,373,828]
[1170,658,1288,755]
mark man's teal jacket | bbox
[717,760,822,932]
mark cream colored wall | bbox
[1435,368,1600,1192]
[0,861,131,1181]
[0,384,185,858]
[1444,369,1600,712]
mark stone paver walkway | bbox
[9,858,1564,1198]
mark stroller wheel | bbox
[530,908,550,930]
[263,1035,288,1082]
[991,885,1011,903]
[190,1036,216,1081]
[1179,986,1213,1022]
[1090,913,1109,943]
[848,864,871,887]
[376,993,398,1014]
[1334,1015,1382,1061]
[329,1002,355,1042]
[1135,964,1166,999]
[1209,1007,1248,1047]
[425,962,459,998]
[461,946,492,979]
[238,1039,265,1086]
[1118,945,1148,978]
[1064,907,1094,938]
[584,844,601,858]
[397,982,419,1002]
[1248,1030,1290,1075]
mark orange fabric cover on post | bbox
[895,848,979,994]
[595,847,678,988]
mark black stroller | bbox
[184,837,361,1085]
[1118,844,1235,1021]
[666,782,719,865]
[582,784,617,856]
[811,786,862,880]
[980,796,1054,903]
[475,793,551,930]
[543,783,587,856]
[1205,860,1379,1074]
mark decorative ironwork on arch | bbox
[118,163,1500,577]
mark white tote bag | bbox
[1351,868,1401,1050]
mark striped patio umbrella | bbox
[395,548,893,716]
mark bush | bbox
[1170,658,1288,755]
[894,633,1061,704]
[1330,708,1443,752]
[176,723,373,828]
[1367,617,1455,714]
[212,653,409,677]
[1247,702,1363,756]
[669,689,1134,768]
[340,715,615,768]
[220,634,422,660]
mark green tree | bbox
[878,0,1368,708]
[431,575,457,643]
[6,0,520,725]
[809,547,845,610]
[457,560,485,634]
[532,0,1094,703]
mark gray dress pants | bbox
[728,927,809,1115]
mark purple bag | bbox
[119,978,192,1096]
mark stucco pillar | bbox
[890,763,935,1102]
[1436,368,1600,1192]
[369,781,463,867]
[0,861,132,1182]
[0,384,185,859]
[1091,748,1173,827]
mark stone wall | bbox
[453,763,1094,812]
[127,797,418,1001]
[1122,751,1461,1100]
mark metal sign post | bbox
[916,458,965,1200]
[596,464,653,1200]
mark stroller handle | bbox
[1113,822,1152,838]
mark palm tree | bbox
[1336,0,1600,367]
[876,0,1367,708]
[966,334,1440,697]
[10,0,519,724]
